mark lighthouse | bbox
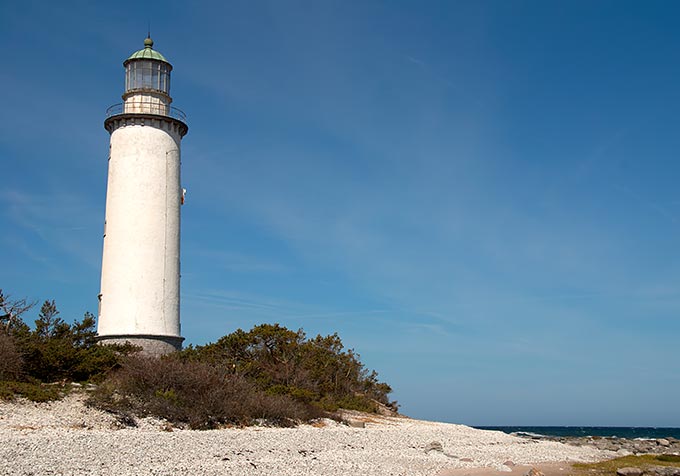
[97,37,188,355]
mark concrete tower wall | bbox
[98,119,183,353]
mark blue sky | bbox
[2,0,680,426]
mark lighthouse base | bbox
[97,334,184,356]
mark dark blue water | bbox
[475,426,680,440]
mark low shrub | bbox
[0,381,64,402]
[0,333,23,381]
[2,290,398,423]
[88,356,324,429]
[0,292,139,403]
[16,302,135,382]
[10,301,138,384]
[180,324,398,413]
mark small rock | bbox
[616,468,643,476]
[425,441,444,453]
[657,439,671,447]
[525,468,545,476]
[460,458,474,462]
[504,460,516,467]
[646,467,680,476]
[347,420,365,428]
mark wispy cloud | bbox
[406,56,426,67]
[1,188,101,269]
[184,289,297,315]
[404,54,457,90]
[614,184,679,224]
[187,248,288,274]
[282,309,389,321]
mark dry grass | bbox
[573,455,680,476]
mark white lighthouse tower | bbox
[97,36,188,355]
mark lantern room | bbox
[123,37,172,96]
[117,36,178,117]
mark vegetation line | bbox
[0,289,397,429]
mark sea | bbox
[474,427,680,440]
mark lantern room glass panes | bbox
[125,60,171,94]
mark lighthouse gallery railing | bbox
[106,103,187,123]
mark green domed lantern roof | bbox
[124,36,170,65]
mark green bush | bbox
[0,290,138,404]
[11,301,137,383]
[2,290,398,422]
[656,455,680,463]
[0,381,64,402]
[88,355,323,429]
[180,323,397,413]
[0,333,23,381]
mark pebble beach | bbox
[0,393,613,476]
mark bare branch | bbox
[0,289,36,333]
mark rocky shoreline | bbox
[517,434,680,456]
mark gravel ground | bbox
[0,394,613,476]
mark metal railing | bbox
[105,103,187,123]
